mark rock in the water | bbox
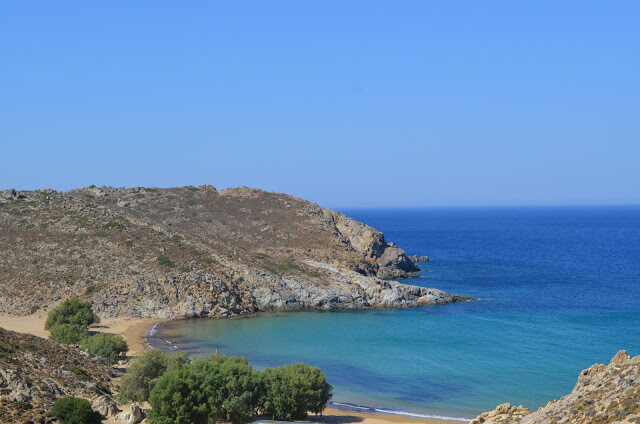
[408,254,430,262]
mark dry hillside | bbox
[0,185,469,319]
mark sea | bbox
[149,206,640,421]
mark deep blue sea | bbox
[151,206,640,421]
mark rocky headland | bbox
[0,185,471,320]
[471,350,640,424]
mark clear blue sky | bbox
[1,1,638,207]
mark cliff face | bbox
[471,350,640,424]
[0,186,468,319]
[0,327,120,423]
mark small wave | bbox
[330,402,471,422]
[149,323,159,336]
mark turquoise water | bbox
[151,206,640,421]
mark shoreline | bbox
[316,407,465,424]
[148,320,471,424]
[1,314,471,423]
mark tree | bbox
[48,323,88,344]
[148,365,217,424]
[259,363,332,420]
[148,355,260,424]
[50,397,103,424]
[195,355,259,424]
[45,298,99,344]
[45,298,99,329]
[80,333,128,364]
[119,349,189,403]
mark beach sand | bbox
[314,408,462,424]
[0,311,158,357]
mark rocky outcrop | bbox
[409,255,430,262]
[0,185,470,319]
[471,350,640,424]
[0,327,120,423]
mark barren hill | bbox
[0,185,469,318]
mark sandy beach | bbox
[0,311,159,357]
[318,408,463,424]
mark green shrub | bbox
[259,363,332,420]
[119,349,189,403]
[49,323,88,344]
[149,365,216,424]
[50,397,103,424]
[149,355,260,424]
[80,333,128,364]
[145,354,331,424]
[84,285,96,297]
[157,255,175,267]
[69,366,90,381]
[45,298,99,330]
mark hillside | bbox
[0,185,469,319]
[0,327,120,423]
[471,350,640,424]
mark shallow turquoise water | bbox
[152,207,640,420]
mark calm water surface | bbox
[152,206,640,421]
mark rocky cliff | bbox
[0,186,470,319]
[471,350,640,424]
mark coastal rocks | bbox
[471,403,531,424]
[472,350,640,424]
[409,255,430,262]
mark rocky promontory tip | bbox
[0,185,472,319]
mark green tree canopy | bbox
[50,396,103,424]
[48,323,88,345]
[45,298,99,330]
[119,349,189,403]
[259,363,332,420]
[148,364,217,424]
[80,333,128,364]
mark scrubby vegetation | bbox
[50,397,104,424]
[119,349,189,403]
[80,333,128,364]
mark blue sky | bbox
[1,1,638,207]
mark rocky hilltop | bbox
[471,350,640,424]
[0,186,470,319]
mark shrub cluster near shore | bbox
[45,298,127,363]
[122,349,332,424]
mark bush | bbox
[157,256,175,267]
[148,365,216,424]
[259,363,332,420]
[119,349,189,403]
[48,323,88,344]
[147,354,330,424]
[80,333,128,364]
[50,396,103,424]
[149,355,260,424]
[45,298,99,330]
